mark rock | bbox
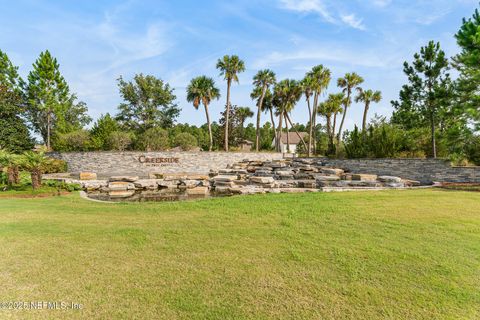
[133,179,159,190]
[346,180,380,187]
[108,190,135,198]
[351,174,378,182]
[214,181,235,187]
[275,170,294,176]
[148,173,164,179]
[250,176,275,184]
[266,188,281,194]
[214,175,237,182]
[82,180,108,191]
[280,188,319,193]
[378,176,403,183]
[186,186,209,195]
[157,180,177,188]
[109,176,139,182]
[108,181,135,191]
[297,180,317,188]
[320,168,344,176]
[315,175,341,181]
[403,179,421,187]
[185,174,209,180]
[79,172,97,180]
[218,169,236,175]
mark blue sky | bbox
[0,0,477,130]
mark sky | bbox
[0,0,478,131]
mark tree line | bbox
[0,5,479,165]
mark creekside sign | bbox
[47,151,284,176]
[138,155,180,167]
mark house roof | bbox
[278,132,308,144]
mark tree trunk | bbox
[47,110,51,151]
[276,113,283,152]
[326,115,334,154]
[256,85,267,152]
[362,102,370,132]
[204,103,213,151]
[224,79,232,152]
[337,89,351,145]
[286,113,308,152]
[306,96,313,157]
[285,113,290,153]
[31,170,42,190]
[431,111,437,158]
[312,92,319,154]
[7,167,16,186]
[269,108,276,151]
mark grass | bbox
[0,185,68,198]
[0,189,479,319]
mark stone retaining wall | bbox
[315,158,479,184]
[48,151,283,178]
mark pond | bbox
[85,189,220,202]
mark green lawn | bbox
[0,190,479,319]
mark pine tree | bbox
[23,50,90,150]
[0,50,33,152]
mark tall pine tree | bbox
[391,41,452,158]
[0,50,33,152]
[453,6,480,130]
[23,50,90,150]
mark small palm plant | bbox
[0,150,21,186]
[21,151,51,189]
[355,89,382,132]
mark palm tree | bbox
[318,93,344,155]
[186,76,221,151]
[0,150,20,186]
[21,151,51,190]
[273,79,306,153]
[252,88,276,149]
[337,72,364,145]
[306,65,331,155]
[355,89,382,132]
[252,69,276,151]
[300,75,314,156]
[236,106,254,139]
[216,55,246,152]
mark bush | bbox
[136,127,170,151]
[465,135,480,165]
[108,131,134,151]
[174,132,198,151]
[343,126,367,158]
[54,130,91,151]
[43,159,68,173]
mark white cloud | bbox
[340,14,366,30]
[279,0,335,22]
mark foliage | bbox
[174,132,198,151]
[135,127,170,151]
[216,55,246,151]
[391,41,454,158]
[453,7,480,129]
[42,159,68,174]
[108,131,134,151]
[23,50,90,149]
[343,126,367,158]
[186,76,220,151]
[252,69,276,151]
[20,151,52,189]
[90,113,119,150]
[54,129,91,152]
[465,135,480,165]
[0,85,34,152]
[0,49,20,89]
[336,72,364,145]
[116,74,179,132]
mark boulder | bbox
[108,190,135,198]
[108,181,135,191]
[185,174,209,180]
[378,176,403,183]
[133,179,159,190]
[214,175,237,182]
[351,174,378,182]
[186,186,209,195]
[384,182,405,188]
[148,173,164,179]
[250,176,275,184]
[403,179,421,187]
[79,172,97,180]
[315,175,341,181]
[109,176,139,183]
[82,180,108,191]
[320,168,345,176]
[157,180,177,188]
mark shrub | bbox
[465,135,480,165]
[343,126,367,158]
[174,132,198,151]
[54,130,91,151]
[108,131,134,151]
[42,159,68,173]
[136,127,170,151]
